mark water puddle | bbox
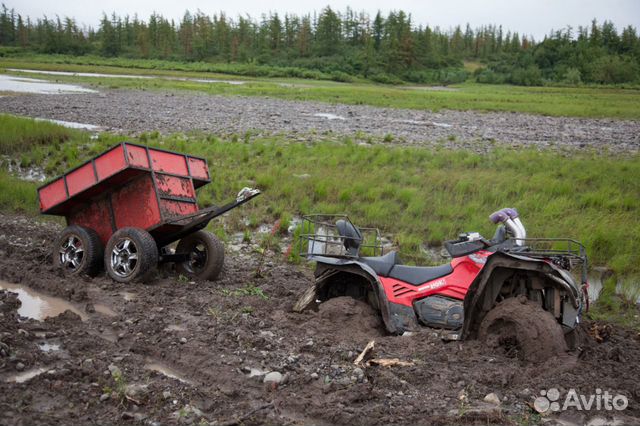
[145,361,192,384]
[34,117,101,130]
[7,68,246,86]
[0,74,97,94]
[313,113,346,121]
[0,280,88,321]
[0,156,46,181]
[5,367,49,383]
[37,342,61,352]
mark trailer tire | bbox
[54,225,104,277]
[478,296,568,363]
[176,231,224,281]
[105,227,158,283]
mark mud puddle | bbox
[0,280,88,320]
[0,74,97,94]
[0,280,116,320]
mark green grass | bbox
[1,114,638,277]
[0,114,80,155]
[0,170,38,214]
[2,57,640,119]
[588,276,640,329]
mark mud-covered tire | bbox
[105,227,158,283]
[175,231,224,281]
[53,225,104,277]
[478,296,568,363]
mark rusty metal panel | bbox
[66,163,97,197]
[111,175,161,230]
[159,199,198,219]
[68,197,114,245]
[126,144,150,168]
[155,174,195,199]
[150,149,188,176]
[188,157,209,181]
[95,144,126,180]
[38,178,67,212]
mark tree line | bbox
[0,4,639,85]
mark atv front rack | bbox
[297,214,383,258]
[507,238,588,284]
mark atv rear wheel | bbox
[478,296,567,363]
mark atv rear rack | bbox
[507,238,588,284]
[297,214,383,258]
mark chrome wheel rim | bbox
[110,238,138,278]
[59,235,84,272]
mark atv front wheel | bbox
[478,296,567,362]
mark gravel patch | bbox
[0,89,638,153]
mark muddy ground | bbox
[0,90,639,153]
[1,213,639,426]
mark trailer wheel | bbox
[176,231,224,281]
[54,225,103,277]
[105,227,158,283]
[478,296,568,363]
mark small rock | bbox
[263,371,283,384]
[310,372,319,379]
[353,367,364,381]
[179,338,187,344]
[121,412,135,420]
[15,362,25,371]
[162,391,171,400]
[100,393,110,402]
[125,383,148,399]
[484,392,501,406]
[82,358,94,368]
[108,364,121,377]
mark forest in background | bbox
[0,4,639,86]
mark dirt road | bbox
[0,89,639,153]
[1,213,639,425]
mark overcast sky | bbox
[7,0,640,40]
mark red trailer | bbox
[38,142,260,283]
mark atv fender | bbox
[461,252,582,340]
[296,256,419,334]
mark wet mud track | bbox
[1,213,640,425]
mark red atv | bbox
[294,208,588,361]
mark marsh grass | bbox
[0,114,81,155]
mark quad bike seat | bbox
[388,263,454,286]
[362,251,401,276]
